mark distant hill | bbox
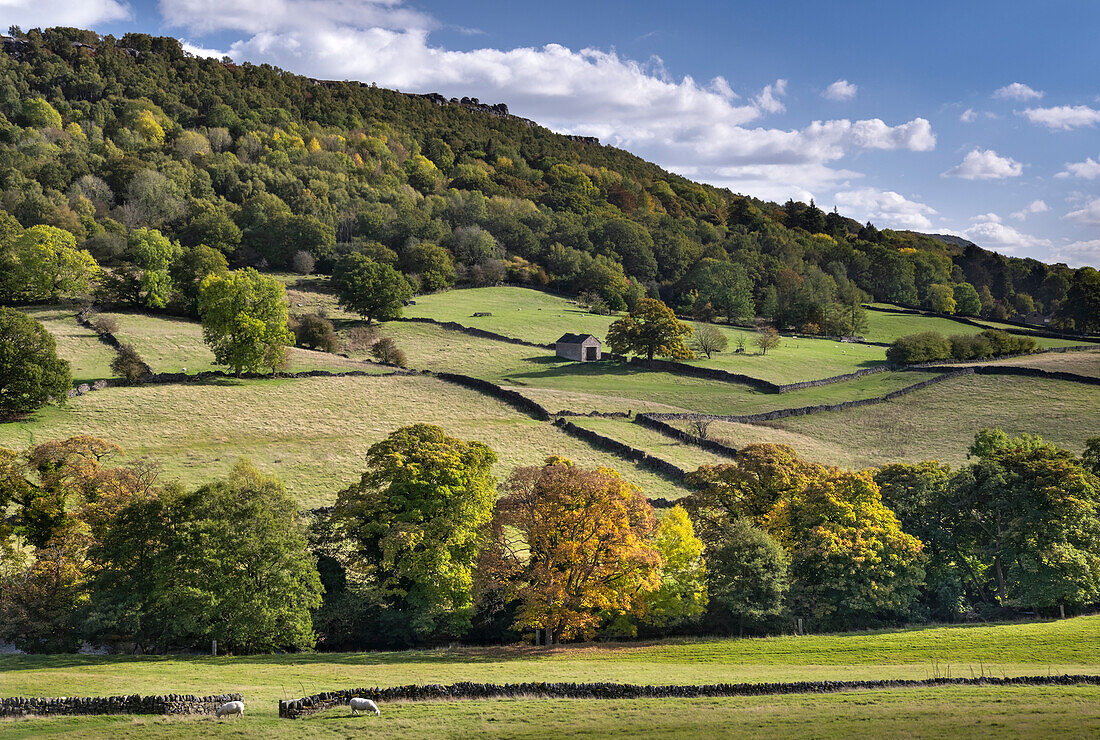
[0,26,1094,332]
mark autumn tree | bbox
[768,468,925,628]
[0,309,72,418]
[638,505,707,631]
[691,324,729,359]
[197,268,293,374]
[332,253,413,324]
[606,297,694,361]
[481,458,662,643]
[926,283,957,314]
[329,425,497,644]
[753,326,780,355]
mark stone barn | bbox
[556,333,602,362]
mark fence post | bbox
[212,639,217,656]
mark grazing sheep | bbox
[350,697,380,716]
[215,700,245,719]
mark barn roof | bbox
[556,333,601,344]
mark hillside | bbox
[0,26,1096,334]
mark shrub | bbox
[979,329,1036,356]
[91,315,119,334]
[111,343,149,382]
[948,333,993,360]
[344,325,378,354]
[292,313,339,353]
[886,331,951,365]
[291,250,316,275]
[371,336,407,366]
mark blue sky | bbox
[4,1,1100,266]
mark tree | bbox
[886,331,951,364]
[330,425,497,644]
[170,244,228,314]
[953,282,982,317]
[753,326,780,355]
[606,297,694,361]
[926,284,957,314]
[197,268,293,375]
[1059,267,1100,333]
[87,460,323,653]
[691,324,729,359]
[291,314,339,352]
[0,225,99,302]
[949,430,1100,610]
[404,242,455,292]
[693,260,754,323]
[768,468,925,628]
[22,98,63,128]
[706,518,789,635]
[639,506,707,630]
[370,336,407,366]
[1084,438,1100,476]
[0,308,72,418]
[332,254,413,324]
[110,343,149,383]
[126,227,181,309]
[481,458,662,643]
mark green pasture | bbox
[863,305,1090,348]
[0,374,688,507]
[19,307,117,383]
[945,348,1100,378]
[1,617,1097,738]
[737,374,1099,470]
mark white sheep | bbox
[215,700,245,719]
[350,697,380,716]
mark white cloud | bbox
[1048,240,1100,267]
[1020,105,1100,130]
[754,79,788,114]
[0,0,130,27]
[1065,197,1100,226]
[1010,200,1049,220]
[961,213,1052,252]
[1056,155,1100,180]
[159,0,432,34]
[832,188,937,230]
[943,148,1024,180]
[822,79,857,101]
[959,108,977,123]
[181,41,226,58]
[992,82,1044,101]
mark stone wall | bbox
[0,692,242,717]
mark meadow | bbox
[18,307,118,383]
[1,616,1098,738]
[861,305,1090,348]
[0,374,690,506]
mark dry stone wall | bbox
[0,693,242,717]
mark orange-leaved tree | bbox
[480,457,662,643]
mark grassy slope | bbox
[0,375,688,507]
[19,307,117,383]
[1,617,1098,738]
[945,348,1100,378]
[864,304,1091,349]
[748,374,1099,469]
[569,417,733,471]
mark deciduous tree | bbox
[0,308,72,418]
[606,297,694,360]
[332,254,413,324]
[198,268,293,374]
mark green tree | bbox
[640,505,707,630]
[0,225,99,302]
[754,326,780,355]
[0,308,72,418]
[691,324,728,359]
[706,518,789,635]
[926,283,957,314]
[694,260,755,323]
[21,98,62,128]
[126,228,181,309]
[332,254,413,324]
[87,460,322,653]
[330,425,497,644]
[953,282,982,317]
[170,244,229,314]
[1058,267,1100,333]
[404,242,455,292]
[606,297,694,360]
[198,268,293,374]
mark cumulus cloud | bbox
[1048,239,1100,267]
[959,108,977,123]
[159,0,432,34]
[832,188,937,230]
[181,41,226,58]
[1020,105,1100,130]
[961,213,1052,252]
[754,79,788,114]
[822,79,857,101]
[1065,197,1100,226]
[0,0,130,27]
[1056,155,1100,179]
[943,148,1024,180]
[992,82,1044,101]
[1010,200,1049,220]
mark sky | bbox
[3,1,1100,267]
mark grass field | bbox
[101,312,385,375]
[19,307,118,383]
[0,375,688,506]
[1,617,1097,738]
[862,307,1088,348]
[569,417,733,471]
[705,374,1100,469]
[946,348,1100,377]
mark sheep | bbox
[350,697,381,716]
[215,700,245,719]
